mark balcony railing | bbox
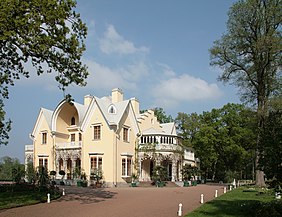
[56,141,82,150]
[139,143,182,152]
[25,145,34,152]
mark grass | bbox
[186,187,282,217]
[0,184,61,210]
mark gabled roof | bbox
[81,94,139,135]
[42,108,53,129]
[142,122,177,136]
[51,99,88,131]
[160,122,177,136]
[95,96,130,126]
[72,102,88,126]
[142,127,164,135]
[31,108,53,138]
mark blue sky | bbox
[1,0,240,162]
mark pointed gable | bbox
[95,96,130,125]
[31,108,53,137]
[160,122,177,136]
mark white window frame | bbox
[121,154,133,177]
[91,124,102,141]
[41,131,47,144]
[38,155,49,169]
[89,153,104,174]
[123,126,130,143]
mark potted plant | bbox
[90,168,103,188]
[152,165,167,187]
[81,172,87,187]
[59,170,65,185]
[131,173,138,187]
[50,170,56,186]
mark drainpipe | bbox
[51,131,57,177]
[113,126,119,187]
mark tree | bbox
[210,0,281,186]
[12,164,25,184]
[0,0,89,145]
[260,96,282,182]
[26,162,37,184]
[0,100,11,145]
[37,166,49,190]
[153,107,173,124]
[179,104,257,181]
[0,156,24,181]
[175,112,200,147]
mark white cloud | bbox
[83,59,151,91]
[84,60,133,90]
[99,25,149,55]
[119,61,149,81]
[156,62,176,78]
[153,74,222,108]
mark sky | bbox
[1,0,241,163]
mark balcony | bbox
[139,143,182,153]
[25,145,34,152]
[56,141,82,150]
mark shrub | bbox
[254,200,282,217]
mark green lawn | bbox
[0,185,61,210]
[186,187,282,217]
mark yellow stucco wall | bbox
[82,105,115,183]
[33,114,54,171]
[138,110,162,132]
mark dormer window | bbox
[71,117,75,125]
[108,105,116,114]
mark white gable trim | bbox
[81,97,111,132]
[128,102,140,136]
[51,99,66,132]
[31,109,46,140]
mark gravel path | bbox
[0,185,224,217]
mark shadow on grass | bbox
[56,186,117,204]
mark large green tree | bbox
[0,0,89,145]
[176,104,256,182]
[210,0,281,186]
[0,156,24,181]
[260,96,282,182]
[175,112,200,147]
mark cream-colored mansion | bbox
[25,88,198,187]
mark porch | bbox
[138,153,182,182]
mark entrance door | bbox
[168,163,172,181]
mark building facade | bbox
[25,88,198,187]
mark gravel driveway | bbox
[0,185,224,217]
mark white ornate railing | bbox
[25,145,34,152]
[56,141,82,149]
[139,143,182,152]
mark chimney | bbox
[112,88,123,103]
[84,95,92,106]
[130,97,140,116]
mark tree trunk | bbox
[255,96,266,187]
[255,170,265,187]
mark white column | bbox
[171,159,177,182]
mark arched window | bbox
[71,117,75,125]
[108,105,117,114]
